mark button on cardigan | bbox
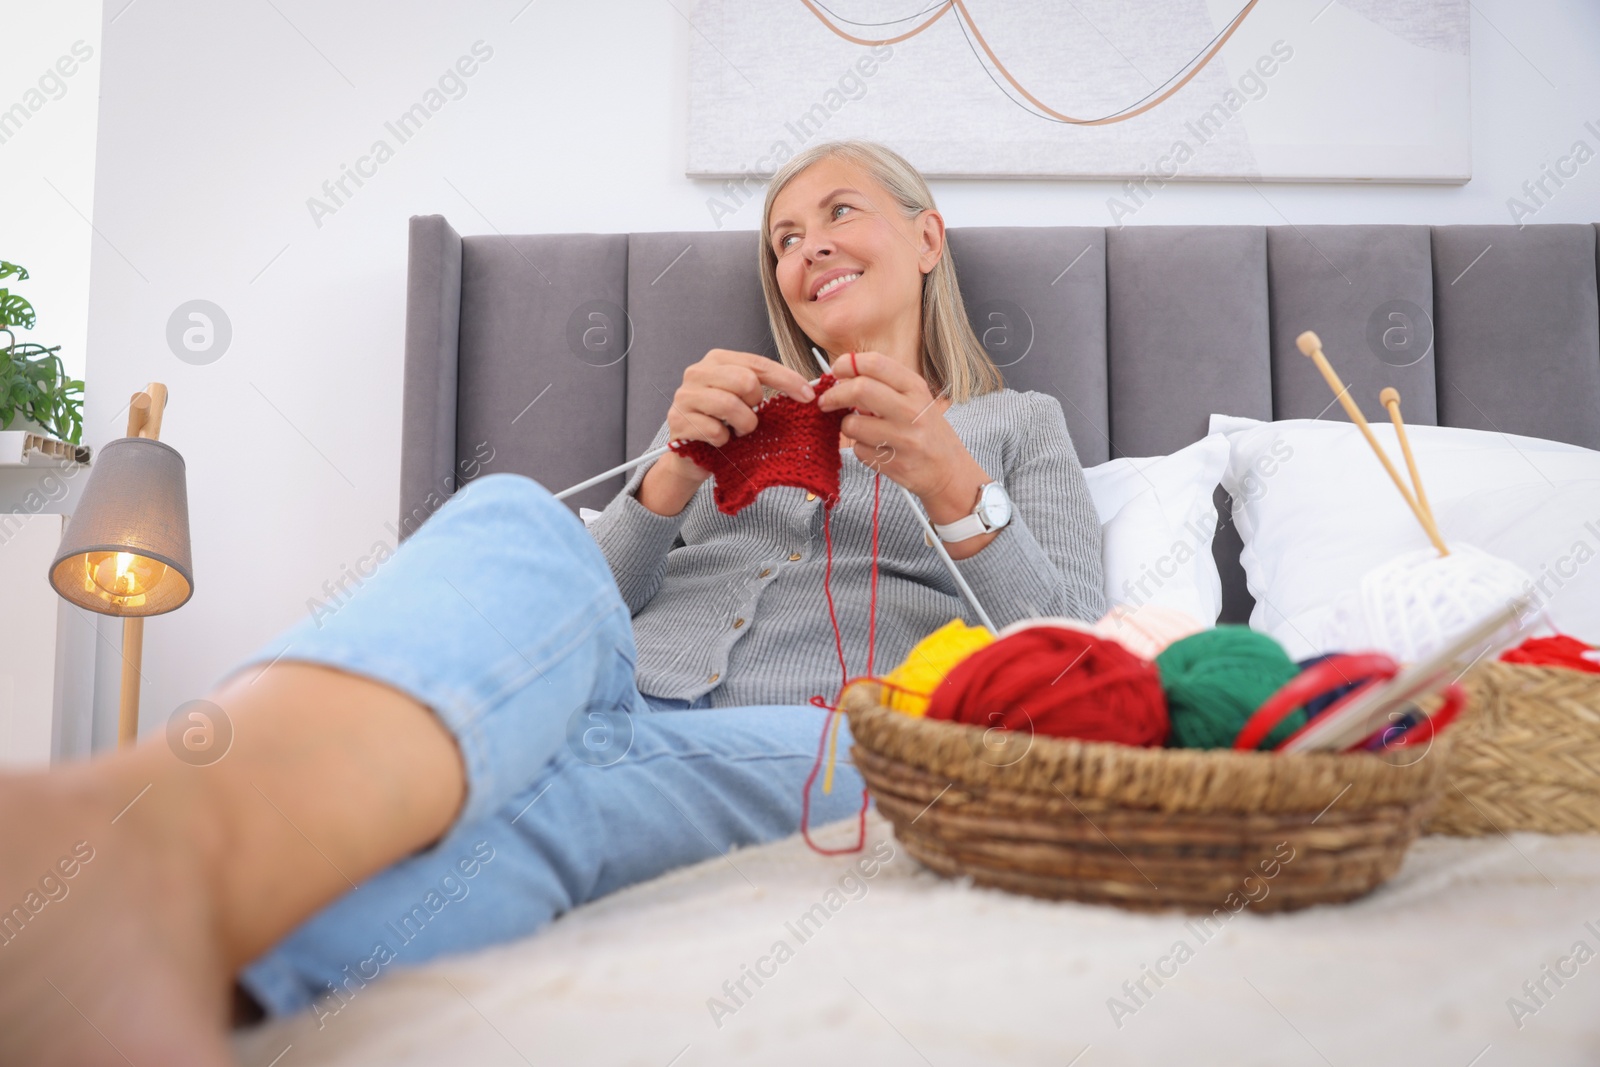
[586,387,1107,708]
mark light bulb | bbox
[85,551,168,601]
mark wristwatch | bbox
[932,480,1013,543]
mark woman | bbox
[0,140,1104,1064]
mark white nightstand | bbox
[0,432,99,766]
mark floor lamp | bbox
[49,383,194,746]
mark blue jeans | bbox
[227,473,868,1018]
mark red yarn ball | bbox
[1500,634,1600,675]
[924,626,1169,747]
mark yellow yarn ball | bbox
[883,619,994,716]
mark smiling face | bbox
[767,156,943,368]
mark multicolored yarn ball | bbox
[925,626,1169,747]
[1156,626,1303,750]
[882,619,995,716]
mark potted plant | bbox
[1,259,84,444]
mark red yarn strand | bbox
[800,467,884,856]
[799,701,869,855]
[820,504,848,696]
[668,369,880,857]
[867,472,881,677]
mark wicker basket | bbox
[840,680,1453,913]
[1425,660,1600,835]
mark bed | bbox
[234,219,1600,1064]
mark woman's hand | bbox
[666,348,816,450]
[638,349,817,515]
[818,351,996,549]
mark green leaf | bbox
[0,261,81,442]
[0,290,37,331]
[2,344,82,442]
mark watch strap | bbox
[933,481,1005,543]
[932,509,989,543]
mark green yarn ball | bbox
[1155,626,1304,750]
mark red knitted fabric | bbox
[669,375,848,515]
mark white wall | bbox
[80,0,1600,748]
[1,0,105,756]
[0,0,103,386]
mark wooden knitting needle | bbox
[1296,331,1449,556]
[1379,387,1448,556]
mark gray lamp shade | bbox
[50,437,194,617]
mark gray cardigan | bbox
[587,387,1106,708]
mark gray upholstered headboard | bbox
[400,217,1600,624]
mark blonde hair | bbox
[757,140,1003,404]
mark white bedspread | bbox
[234,814,1600,1066]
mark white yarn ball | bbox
[1321,543,1534,662]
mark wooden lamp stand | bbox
[118,382,168,747]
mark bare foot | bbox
[0,758,234,1066]
[0,660,465,1064]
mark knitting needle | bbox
[554,446,670,500]
[553,374,825,501]
[1296,331,1449,557]
[811,347,997,634]
[1379,387,1448,556]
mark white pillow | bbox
[1210,414,1600,658]
[1083,434,1229,625]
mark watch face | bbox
[978,481,1012,528]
